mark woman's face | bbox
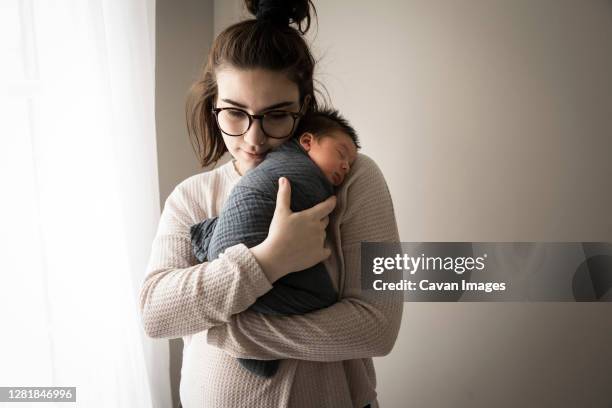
[215,67,301,175]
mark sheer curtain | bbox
[0,1,170,407]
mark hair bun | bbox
[245,0,313,33]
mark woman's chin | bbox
[235,157,262,174]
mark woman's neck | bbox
[232,159,244,176]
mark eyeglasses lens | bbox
[217,109,295,138]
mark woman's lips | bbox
[243,150,266,160]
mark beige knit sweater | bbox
[139,153,402,408]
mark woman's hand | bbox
[251,177,336,283]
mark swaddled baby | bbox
[190,109,359,377]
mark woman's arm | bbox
[139,179,273,339]
[206,155,403,361]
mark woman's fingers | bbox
[321,215,329,229]
[256,180,334,280]
[274,177,292,217]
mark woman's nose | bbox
[243,119,266,147]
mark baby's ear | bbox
[299,132,314,151]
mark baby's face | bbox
[299,130,358,186]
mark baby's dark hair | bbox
[294,108,360,149]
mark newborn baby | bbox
[190,108,359,377]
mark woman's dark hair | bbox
[294,108,361,149]
[186,0,319,168]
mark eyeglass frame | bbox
[211,101,307,139]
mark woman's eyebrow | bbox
[220,98,296,111]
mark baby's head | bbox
[294,109,360,186]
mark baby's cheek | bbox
[322,163,336,177]
[320,166,334,183]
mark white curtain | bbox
[0,1,171,407]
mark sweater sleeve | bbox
[139,179,273,339]
[206,155,403,361]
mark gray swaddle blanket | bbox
[189,138,337,377]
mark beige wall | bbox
[319,0,612,243]
[156,0,214,203]
[159,1,612,407]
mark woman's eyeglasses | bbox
[211,103,305,139]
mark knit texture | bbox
[189,139,338,378]
[139,153,402,408]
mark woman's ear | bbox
[302,94,312,111]
[299,132,314,151]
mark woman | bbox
[139,0,402,406]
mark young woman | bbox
[139,1,402,407]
